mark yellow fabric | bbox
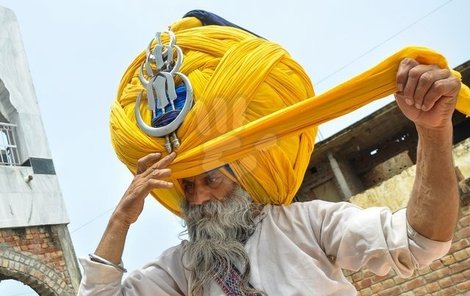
[110,18,470,216]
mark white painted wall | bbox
[0,7,69,227]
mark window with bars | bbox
[0,122,20,166]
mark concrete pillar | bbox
[328,152,352,199]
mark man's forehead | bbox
[181,169,222,181]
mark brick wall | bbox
[0,225,76,295]
[345,198,470,296]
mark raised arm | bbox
[94,152,176,264]
[395,58,461,241]
[78,152,176,296]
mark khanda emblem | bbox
[135,31,194,153]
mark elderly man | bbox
[78,11,462,296]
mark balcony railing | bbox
[0,122,20,166]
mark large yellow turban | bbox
[110,16,470,216]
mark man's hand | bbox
[112,152,176,227]
[394,58,460,130]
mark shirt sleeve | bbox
[78,245,187,296]
[304,200,451,277]
[78,257,125,296]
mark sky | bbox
[0,0,469,294]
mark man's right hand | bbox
[93,152,176,265]
[112,152,176,227]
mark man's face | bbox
[181,169,237,205]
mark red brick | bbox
[449,257,470,273]
[356,278,373,290]
[432,286,458,296]
[381,279,394,290]
[370,283,382,294]
[424,267,450,282]
[351,272,363,282]
[411,287,428,296]
[393,276,407,285]
[377,286,401,296]
[362,270,375,278]
[429,260,444,271]
[456,280,470,292]
[458,214,470,227]
[462,268,470,278]
[416,266,431,275]
[31,238,42,244]
[449,238,469,253]
[0,227,68,276]
[404,278,426,291]
[440,254,456,266]
[425,282,440,293]
[359,287,372,296]
[450,272,465,284]
[455,225,470,240]
[453,248,469,261]
[372,274,388,283]
[437,276,453,288]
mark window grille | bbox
[0,122,20,166]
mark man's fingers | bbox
[422,76,460,111]
[154,152,177,169]
[414,68,451,111]
[136,152,162,174]
[146,168,172,180]
[147,179,174,190]
[141,152,176,178]
[133,179,173,199]
[402,64,440,107]
[396,58,419,94]
[130,173,174,199]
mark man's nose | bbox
[189,185,212,205]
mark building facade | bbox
[0,6,80,295]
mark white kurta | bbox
[78,200,451,296]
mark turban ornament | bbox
[135,31,194,153]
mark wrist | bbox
[109,211,132,232]
[89,253,127,273]
[415,123,453,143]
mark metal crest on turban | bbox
[135,31,194,153]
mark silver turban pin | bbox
[135,31,194,153]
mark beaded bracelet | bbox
[89,253,127,273]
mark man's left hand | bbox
[395,58,461,130]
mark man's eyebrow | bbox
[182,170,220,182]
[205,171,224,180]
[182,177,195,183]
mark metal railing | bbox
[0,122,20,166]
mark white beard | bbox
[181,185,263,295]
